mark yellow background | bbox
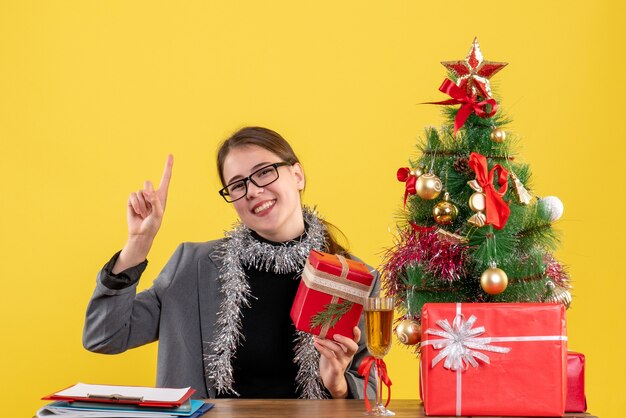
[1,1,623,417]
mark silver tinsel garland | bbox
[204,206,328,399]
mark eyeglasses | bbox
[219,162,292,203]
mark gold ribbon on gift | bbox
[302,254,373,338]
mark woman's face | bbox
[222,145,305,242]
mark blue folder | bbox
[43,399,213,417]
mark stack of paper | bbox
[37,383,213,418]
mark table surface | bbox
[201,399,597,417]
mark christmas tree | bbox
[383,38,571,349]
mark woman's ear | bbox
[292,163,305,191]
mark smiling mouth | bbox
[253,200,276,214]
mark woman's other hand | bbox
[314,326,361,398]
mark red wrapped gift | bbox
[566,351,587,412]
[290,250,374,339]
[420,303,567,417]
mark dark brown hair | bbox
[217,126,348,255]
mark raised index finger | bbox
[158,154,174,192]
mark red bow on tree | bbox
[358,356,392,412]
[396,167,417,206]
[426,79,498,136]
[468,152,510,230]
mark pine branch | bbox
[509,273,544,283]
[516,223,553,239]
[422,150,515,161]
[310,300,354,329]
[516,204,561,252]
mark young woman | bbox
[83,127,379,399]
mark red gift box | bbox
[420,303,567,417]
[290,250,374,339]
[566,351,587,412]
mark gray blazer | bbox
[83,240,379,399]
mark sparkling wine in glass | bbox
[364,297,394,416]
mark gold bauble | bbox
[415,173,442,200]
[468,192,486,212]
[480,266,509,295]
[410,167,423,177]
[396,319,421,345]
[433,192,459,225]
[490,128,506,143]
[546,281,573,309]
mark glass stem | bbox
[374,362,382,409]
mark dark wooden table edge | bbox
[198,398,597,418]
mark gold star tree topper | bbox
[441,37,508,99]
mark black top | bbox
[217,265,300,398]
[216,230,301,398]
[101,252,148,289]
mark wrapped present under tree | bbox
[420,303,567,416]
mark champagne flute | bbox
[364,297,395,416]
